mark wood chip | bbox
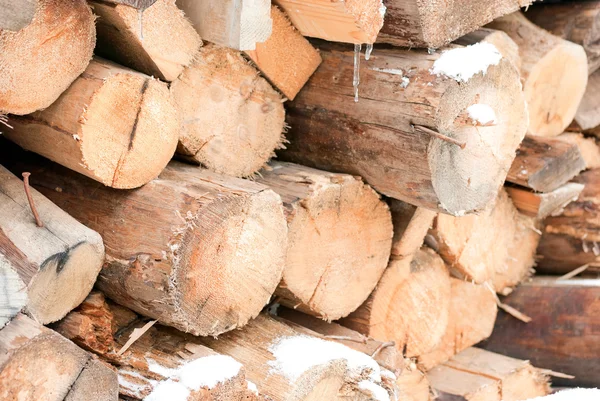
[116,320,157,356]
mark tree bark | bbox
[0,165,104,325]
[488,12,588,137]
[256,162,393,321]
[4,57,180,189]
[506,183,585,220]
[389,200,436,260]
[0,147,288,337]
[0,0,95,115]
[89,0,201,82]
[171,44,285,178]
[280,40,528,215]
[0,314,118,401]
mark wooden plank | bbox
[506,183,584,220]
[389,200,436,259]
[572,69,600,132]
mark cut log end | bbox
[0,255,27,328]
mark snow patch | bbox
[358,380,391,401]
[145,380,190,401]
[431,43,502,82]
[381,369,397,381]
[525,389,600,401]
[467,104,497,125]
[247,381,258,395]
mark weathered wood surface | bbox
[482,277,600,387]
[257,162,393,320]
[560,132,600,169]
[0,0,95,115]
[281,40,528,215]
[506,183,585,220]
[100,0,157,9]
[390,200,436,259]
[0,253,27,328]
[572,69,600,133]
[0,0,36,31]
[4,58,180,189]
[507,135,586,193]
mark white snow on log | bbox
[118,371,155,399]
[381,369,397,381]
[379,2,387,18]
[431,43,502,82]
[467,104,497,125]
[145,380,190,401]
[358,380,391,401]
[247,381,258,395]
[526,388,600,401]
[268,335,382,382]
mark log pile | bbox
[0,0,597,399]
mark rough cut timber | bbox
[507,135,586,193]
[256,162,392,320]
[176,0,271,51]
[200,313,397,401]
[341,248,451,358]
[171,44,285,178]
[377,0,533,49]
[54,293,256,400]
[100,0,157,9]
[454,28,522,71]
[272,0,385,44]
[389,200,436,259]
[0,0,36,31]
[0,0,95,115]
[418,279,497,371]
[0,254,27,329]
[0,314,118,401]
[482,277,600,387]
[282,40,528,215]
[572,69,600,133]
[526,1,600,74]
[506,183,585,220]
[488,12,588,137]
[0,166,104,325]
[0,149,288,337]
[560,132,600,169]
[90,0,201,82]
[428,347,550,401]
[244,6,321,100]
[278,308,432,401]
[428,189,540,293]
[4,58,179,189]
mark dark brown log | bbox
[481,276,600,387]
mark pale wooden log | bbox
[389,200,436,259]
[0,166,104,325]
[90,0,201,82]
[0,254,27,328]
[0,0,36,31]
[0,147,288,337]
[340,248,451,358]
[282,41,528,215]
[488,12,588,137]
[272,0,385,44]
[560,133,600,169]
[527,1,600,74]
[244,6,321,100]
[507,135,586,193]
[0,0,95,115]
[377,0,533,49]
[506,183,585,220]
[4,58,179,189]
[428,348,549,401]
[418,279,497,371]
[176,0,271,51]
[256,162,392,320]
[171,44,285,178]
[482,277,600,387]
[0,314,118,401]
[100,0,157,9]
[54,293,255,400]
[200,313,397,401]
[572,69,600,133]
[65,359,119,401]
[278,308,433,401]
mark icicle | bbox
[365,43,373,61]
[138,9,144,42]
[353,43,361,103]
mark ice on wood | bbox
[467,104,498,125]
[366,43,373,60]
[354,43,362,102]
[431,43,502,82]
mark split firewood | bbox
[176,0,271,51]
[54,293,256,400]
[455,28,521,71]
[272,0,385,44]
[281,40,528,215]
[171,44,285,178]
[418,279,497,371]
[256,162,392,320]
[0,314,118,400]
[377,0,533,49]
[0,166,104,325]
[244,6,321,100]
[482,276,600,387]
[90,0,202,82]
[0,148,288,337]
[0,0,95,115]
[200,313,397,401]
[560,133,600,169]
[340,248,452,358]
[428,347,550,401]
[4,58,179,189]
[507,135,586,193]
[571,70,600,134]
[100,0,157,9]
[278,308,432,401]
[389,200,436,259]
[527,1,600,74]
[488,12,588,137]
[506,183,585,220]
